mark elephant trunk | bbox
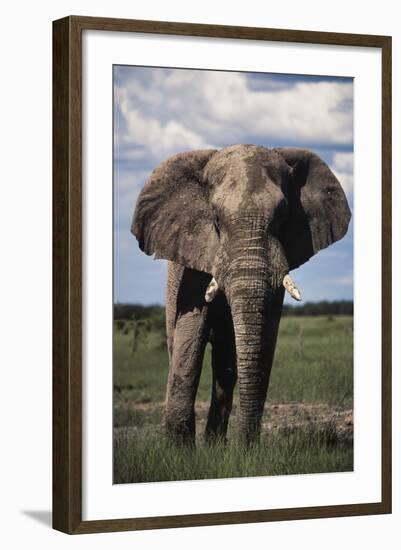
[225,219,285,443]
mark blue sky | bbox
[114,66,353,305]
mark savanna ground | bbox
[113,313,353,483]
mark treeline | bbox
[114,303,165,321]
[282,300,353,316]
[114,300,353,321]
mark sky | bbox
[113,65,353,306]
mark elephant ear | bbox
[132,149,219,275]
[274,148,351,270]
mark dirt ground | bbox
[115,401,353,444]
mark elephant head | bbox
[132,144,351,441]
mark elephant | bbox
[132,144,351,445]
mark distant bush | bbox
[114,301,353,321]
[282,300,353,316]
[114,303,165,321]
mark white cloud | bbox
[331,152,353,198]
[333,152,353,173]
[114,68,353,167]
[117,86,212,160]
[115,168,149,193]
[201,76,353,144]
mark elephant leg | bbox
[205,296,237,442]
[165,262,185,363]
[165,267,211,444]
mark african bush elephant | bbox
[132,144,351,444]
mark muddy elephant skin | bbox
[132,144,351,444]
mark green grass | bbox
[114,321,171,402]
[114,316,353,406]
[113,315,353,483]
[113,407,160,428]
[114,422,353,483]
[268,316,353,405]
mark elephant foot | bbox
[164,408,197,446]
[239,427,262,448]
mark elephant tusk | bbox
[205,277,219,302]
[283,274,302,301]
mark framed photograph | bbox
[53,15,392,534]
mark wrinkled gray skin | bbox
[132,145,351,444]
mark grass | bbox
[114,316,353,405]
[268,316,353,405]
[114,422,353,483]
[113,315,353,483]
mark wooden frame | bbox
[53,15,392,534]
